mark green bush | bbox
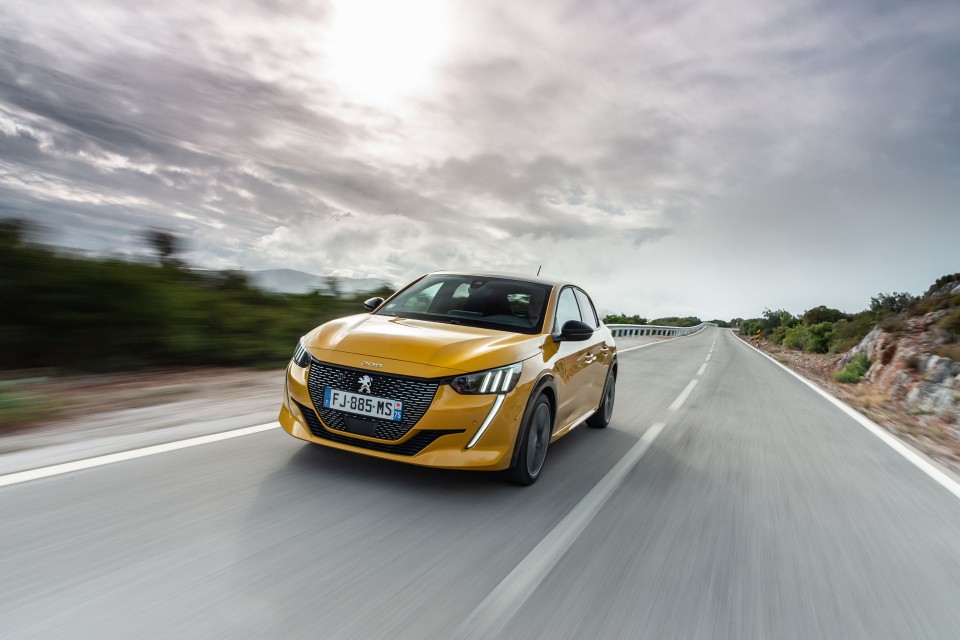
[835,354,871,383]
[0,224,393,372]
[828,312,876,353]
[783,326,813,351]
[802,305,848,326]
[938,310,960,341]
[770,326,788,345]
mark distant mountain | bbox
[246,269,391,295]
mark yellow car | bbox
[279,271,617,484]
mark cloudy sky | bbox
[1,0,958,319]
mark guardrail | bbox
[605,321,718,338]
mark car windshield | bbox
[376,274,553,334]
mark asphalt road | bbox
[2,328,960,639]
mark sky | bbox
[0,0,958,320]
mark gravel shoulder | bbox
[0,368,283,475]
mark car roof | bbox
[428,270,578,290]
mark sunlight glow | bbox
[325,0,451,109]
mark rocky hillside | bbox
[839,275,960,429]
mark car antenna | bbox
[536,265,542,276]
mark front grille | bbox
[306,360,440,440]
[295,402,463,456]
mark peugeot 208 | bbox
[279,271,617,485]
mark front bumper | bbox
[279,360,535,470]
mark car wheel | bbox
[504,394,553,486]
[587,370,616,429]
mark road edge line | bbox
[732,331,960,501]
[0,422,280,488]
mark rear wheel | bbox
[504,394,553,486]
[587,370,616,429]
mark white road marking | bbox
[705,353,712,362]
[669,380,698,412]
[733,332,960,501]
[618,324,717,354]
[697,362,708,376]
[0,422,280,488]
[456,421,667,640]
[617,339,674,353]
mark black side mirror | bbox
[363,297,384,312]
[557,319,594,342]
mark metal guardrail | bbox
[605,322,718,338]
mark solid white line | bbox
[697,362,708,376]
[0,422,280,488]
[732,333,960,501]
[617,339,675,353]
[456,422,667,640]
[618,324,717,354]
[669,380,698,412]
[705,353,712,362]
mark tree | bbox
[802,305,847,326]
[144,228,184,267]
[324,276,343,298]
[869,292,915,315]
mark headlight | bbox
[450,362,522,395]
[292,338,311,368]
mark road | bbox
[2,328,960,639]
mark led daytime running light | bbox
[450,362,522,395]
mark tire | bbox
[504,394,553,486]
[587,370,616,429]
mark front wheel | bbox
[504,394,553,486]
[587,370,616,429]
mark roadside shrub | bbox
[807,322,835,353]
[783,326,813,351]
[835,354,871,383]
[938,310,960,341]
[782,323,834,353]
[770,326,788,345]
[878,315,905,334]
[907,293,960,317]
[740,320,761,337]
[802,305,847,326]
[829,313,876,353]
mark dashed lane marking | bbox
[456,421,667,639]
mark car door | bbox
[574,288,611,407]
[549,286,597,432]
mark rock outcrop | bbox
[838,310,959,426]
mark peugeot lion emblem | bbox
[358,375,373,394]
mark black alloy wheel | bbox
[504,394,553,486]
[587,370,616,429]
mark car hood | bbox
[303,314,544,373]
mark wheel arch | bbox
[508,372,557,469]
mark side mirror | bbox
[363,297,384,312]
[556,319,594,342]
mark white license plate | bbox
[323,387,403,422]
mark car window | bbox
[554,287,583,332]
[378,274,552,335]
[394,282,443,312]
[575,289,599,329]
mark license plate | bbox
[323,387,403,422]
